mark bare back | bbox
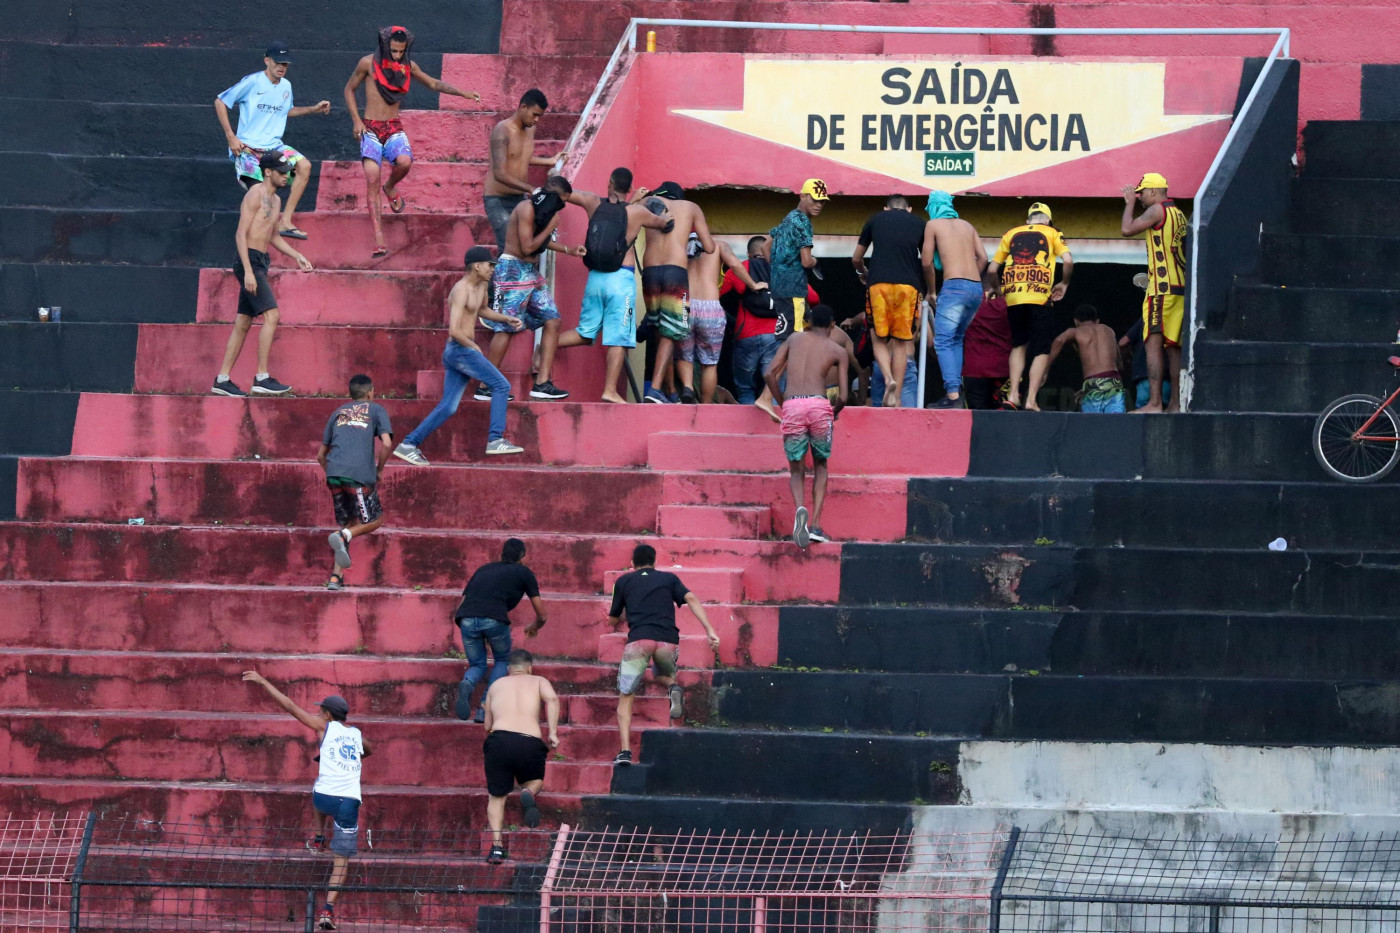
[1074,322,1121,376]
[240,182,282,253]
[688,244,723,300]
[484,673,551,738]
[925,218,986,283]
[484,118,536,197]
[643,200,709,269]
[782,329,846,398]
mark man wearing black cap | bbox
[393,245,525,464]
[242,671,370,931]
[213,152,313,398]
[215,42,330,239]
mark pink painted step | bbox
[414,353,601,402]
[400,107,577,152]
[603,566,744,604]
[197,268,458,326]
[649,431,785,474]
[316,160,487,214]
[438,55,608,114]
[597,633,715,669]
[273,212,488,270]
[657,504,770,539]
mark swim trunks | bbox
[360,118,413,166]
[579,267,637,348]
[485,254,560,332]
[680,299,725,366]
[327,477,383,527]
[482,730,548,797]
[233,249,278,317]
[642,264,689,341]
[617,639,679,696]
[1142,293,1185,348]
[781,395,834,462]
[232,145,305,187]
[1080,371,1127,414]
[867,283,920,341]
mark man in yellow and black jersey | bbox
[986,202,1072,410]
[1121,172,1187,413]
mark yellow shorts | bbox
[867,283,921,341]
[1142,292,1185,348]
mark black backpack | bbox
[583,199,631,273]
[741,256,777,318]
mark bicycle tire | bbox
[1313,393,1400,483]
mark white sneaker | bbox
[393,442,429,466]
[485,438,525,455]
[792,506,810,549]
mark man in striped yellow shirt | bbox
[1121,172,1187,413]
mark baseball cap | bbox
[800,179,830,201]
[653,181,685,201]
[1027,202,1052,221]
[265,41,292,62]
[1134,172,1169,192]
[463,245,498,266]
[319,695,350,717]
[258,152,293,174]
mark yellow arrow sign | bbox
[676,59,1227,189]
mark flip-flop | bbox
[386,193,406,214]
[279,227,310,240]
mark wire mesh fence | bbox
[0,812,88,931]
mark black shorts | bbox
[483,730,548,797]
[234,249,278,317]
[328,478,383,527]
[1007,302,1056,358]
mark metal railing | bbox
[561,20,1293,410]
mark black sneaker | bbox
[212,378,248,398]
[529,380,570,400]
[613,749,633,766]
[520,789,541,828]
[251,376,292,396]
[474,706,486,724]
[932,395,964,409]
[454,680,474,721]
[487,844,507,865]
[679,386,698,404]
[474,385,515,402]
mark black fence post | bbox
[68,811,97,933]
[988,826,1020,933]
[305,889,318,933]
[1209,904,1222,933]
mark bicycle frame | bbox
[1354,382,1400,443]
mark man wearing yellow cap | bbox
[987,201,1072,410]
[1121,172,1187,413]
[768,179,829,343]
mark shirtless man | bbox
[478,176,585,402]
[1046,305,1127,413]
[393,246,525,465]
[764,304,848,547]
[921,190,989,409]
[682,234,764,403]
[554,168,673,402]
[212,152,312,398]
[639,181,714,404]
[481,649,560,864]
[344,26,481,257]
[485,90,566,250]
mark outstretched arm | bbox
[525,595,548,637]
[242,671,326,738]
[410,61,480,101]
[718,242,763,290]
[683,593,721,650]
[1046,328,1076,367]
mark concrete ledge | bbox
[0,324,136,391]
[0,263,198,324]
[580,793,912,835]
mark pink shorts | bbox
[780,395,834,462]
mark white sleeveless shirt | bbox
[313,720,364,800]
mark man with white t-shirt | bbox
[215,41,331,239]
[243,671,371,932]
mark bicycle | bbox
[1313,356,1400,482]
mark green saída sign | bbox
[924,152,975,176]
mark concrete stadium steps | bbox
[774,605,1400,680]
[1,263,198,324]
[0,523,839,604]
[1261,232,1400,289]
[709,669,1400,745]
[195,268,459,325]
[1,323,139,392]
[839,542,1400,616]
[657,504,772,539]
[0,776,580,829]
[1191,339,1397,413]
[440,55,608,114]
[397,109,575,159]
[1226,284,1399,343]
[0,582,778,667]
[1302,121,1400,179]
[907,477,1400,550]
[581,792,913,835]
[1289,177,1400,237]
[314,162,482,215]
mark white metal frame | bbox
[561,20,1293,410]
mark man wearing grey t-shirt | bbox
[317,374,393,591]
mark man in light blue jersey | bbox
[215,41,330,240]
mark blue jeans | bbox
[933,279,984,394]
[405,341,510,446]
[459,617,512,691]
[733,333,779,404]
[871,357,920,408]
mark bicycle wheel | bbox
[1313,394,1400,483]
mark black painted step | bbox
[628,730,962,804]
[1227,284,1399,343]
[0,208,240,266]
[967,411,1320,482]
[0,322,137,392]
[839,543,1400,615]
[0,390,81,520]
[908,477,1400,546]
[23,2,501,51]
[776,606,1400,680]
[712,670,1400,745]
[1261,232,1400,289]
[1192,339,1396,413]
[0,43,444,108]
[579,794,913,835]
[1302,121,1400,179]
[1290,177,1396,236]
[0,263,198,323]
[0,99,357,161]
[0,153,319,212]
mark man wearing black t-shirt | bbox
[454,538,547,723]
[607,544,720,765]
[852,195,927,408]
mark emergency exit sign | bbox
[924,152,975,176]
